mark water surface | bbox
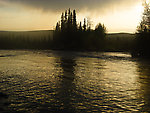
[0,50,150,112]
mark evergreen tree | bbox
[79,22,82,31]
[67,8,72,30]
[95,23,106,38]
[68,8,71,23]
[87,18,92,31]
[55,22,60,32]
[68,8,71,16]
[64,10,68,29]
[71,12,73,25]
[133,1,150,57]
[61,13,65,31]
[53,9,106,51]
[83,18,87,31]
[137,1,150,33]
[73,10,77,30]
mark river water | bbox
[0,50,150,112]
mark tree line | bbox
[52,8,106,51]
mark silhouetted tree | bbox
[95,23,106,38]
[64,10,68,30]
[83,18,87,31]
[70,12,73,26]
[133,1,150,57]
[94,23,106,50]
[79,22,82,32]
[87,18,92,31]
[68,8,72,30]
[137,1,150,33]
[61,13,65,31]
[55,22,61,32]
[73,10,77,30]
[53,9,106,51]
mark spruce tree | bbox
[70,12,73,29]
[133,1,150,57]
[137,1,150,33]
[64,10,68,30]
[79,22,82,31]
[61,13,65,31]
[73,10,77,30]
[55,22,60,32]
[83,18,87,31]
[68,8,71,30]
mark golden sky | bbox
[0,0,146,33]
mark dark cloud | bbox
[5,0,137,11]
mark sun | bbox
[145,0,150,3]
[136,3,144,15]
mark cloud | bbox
[3,0,138,12]
[0,0,142,32]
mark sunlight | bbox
[77,1,144,33]
[146,0,150,4]
[0,0,145,32]
[135,2,144,15]
[102,2,144,33]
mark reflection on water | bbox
[0,50,150,112]
[136,60,150,112]
[49,56,77,112]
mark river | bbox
[0,50,150,112]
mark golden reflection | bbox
[1,51,150,112]
[75,52,141,112]
[136,60,150,112]
[0,50,61,112]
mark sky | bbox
[0,0,147,33]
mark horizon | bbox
[0,0,147,33]
[0,29,135,34]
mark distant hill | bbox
[105,33,135,52]
[0,30,53,40]
[0,30,136,51]
[0,30,54,49]
[106,33,135,39]
[0,30,135,40]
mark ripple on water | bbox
[0,50,150,112]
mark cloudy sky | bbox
[0,0,145,33]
